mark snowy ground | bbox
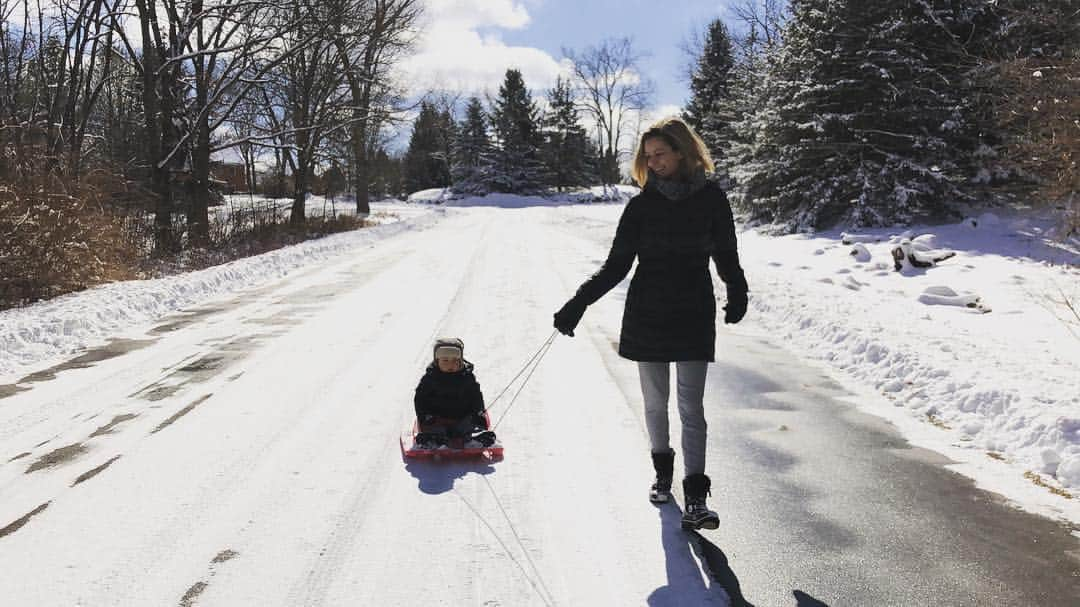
[1,192,1077,521]
[739,210,1080,519]
[0,191,1077,604]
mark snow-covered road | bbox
[0,208,725,605]
[1,205,1077,605]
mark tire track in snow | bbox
[284,212,498,606]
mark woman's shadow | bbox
[403,456,499,495]
[647,502,751,606]
[648,504,830,607]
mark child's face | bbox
[437,356,462,373]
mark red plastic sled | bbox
[400,413,503,460]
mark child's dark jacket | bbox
[414,361,485,420]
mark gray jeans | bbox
[638,361,708,477]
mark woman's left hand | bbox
[724,287,747,324]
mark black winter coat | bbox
[570,182,748,362]
[414,361,485,419]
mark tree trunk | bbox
[188,111,211,248]
[353,130,370,216]
[291,126,311,225]
[134,0,175,255]
[291,167,308,225]
[188,44,211,248]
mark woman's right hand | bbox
[553,299,587,337]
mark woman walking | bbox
[553,117,748,530]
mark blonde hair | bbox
[630,117,714,187]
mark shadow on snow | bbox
[403,457,499,495]
[649,502,829,607]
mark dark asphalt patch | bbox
[152,394,213,434]
[89,414,138,438]
[0,502,50,539]
[26,443,88,473]
[71,455,122,486]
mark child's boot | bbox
[415,432,447,450]
[466,430,497,448]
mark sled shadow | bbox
[403,458,498,495]
[647,503,754,607]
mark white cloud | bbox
[644,104,684,123]
[402,0,566,98]
[425,0,531,29]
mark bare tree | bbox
[331,0,421,216]
[277,1,352,224]
[563,37,654,185]
[33,0,117,177]
[111,0,332,249]
[728,0,785,50]
[0,0,35,177]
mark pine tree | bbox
[541,77,597,192]
[368,148,404,199]
[403,102,453,193]
[722,25,786,212]
[451,97,494,195]
[744,0,981,230]
[488,69,546,194]
[683,19,736,165]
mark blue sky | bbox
[403,0,747,117]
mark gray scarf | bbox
[645,167,708,201]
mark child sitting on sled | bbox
[413,337,497,449]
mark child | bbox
[413,337,496,449]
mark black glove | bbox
[553,298,587,337]
[724,285,747,324]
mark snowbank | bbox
[0,202,440,378]
[412,185,638,208]
[740,209,1080,492]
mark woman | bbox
[553,117,748,530]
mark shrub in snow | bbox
[917,286,991,313]
[910,234,939,250]
[890,239,956,272]
[1058,455,1080,488]
[1040,449,1061,475]
[841,232,880,245]
[850,243,872,262]
[406,188,453,204]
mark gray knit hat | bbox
[433,337,464,360]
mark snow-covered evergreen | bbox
[451,97,494,196]
[727,0,986,231]
[722,26,786,215]
[403,102,454,193]
[488,69,547,194]
[540,77,598,192]
[682,18,736,168]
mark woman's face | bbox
[644,137,683,179]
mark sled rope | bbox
[486,329,558,430]
[481,475,559,606]
[455,487,557,607]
